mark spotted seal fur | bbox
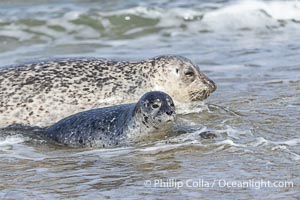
[45,91,176,148]
[0,55,216,127]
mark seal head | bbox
[152,55,216,102]
[126,91,176,141]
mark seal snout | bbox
[163,106,176,123]
[207,78,217,93]
[200,73,217,93]
[205,79,217,93]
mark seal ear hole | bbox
[176,69,179,73]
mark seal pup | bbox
[45,91,176,148]
[0,55,216,127]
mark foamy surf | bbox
[202,0,300,30]
[0,134,48,161]
[0,135,26,150]
[176,101,207,114]
[0,0,300,46]
[137,138,245,154]
[250,137,300,147]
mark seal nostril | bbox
[166,111,173,116]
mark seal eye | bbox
[152,104,160,109]
[185,71,194,77]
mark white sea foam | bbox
[138,126,247,153]
[215,139,245,147]
[0,134,49,160]
[250,137,269,147]
[176,101,207,114]
[250,137,300,147]
[0,135,26,147]
[74,146,134,157]
[138,141,195,153]
[273,138,300,146]
[138,137,246,154]
[202,0,300,29]
[247,137,300,160]
[271,145,300,161]
[1,0,299,44]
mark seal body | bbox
[45,91,176,148]
[0,55,215,127]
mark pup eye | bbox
[170,103,175,107]
[152,104,160,109]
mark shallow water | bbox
[0,0,300,199]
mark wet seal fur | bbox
[45,91,176,148]
[0,55,216,127]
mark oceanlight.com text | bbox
[144,179,294,190]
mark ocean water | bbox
[0,0,300,199]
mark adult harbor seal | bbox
[45,91,176,148]
[0,55,216,127]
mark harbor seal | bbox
[45,91,176,148]
[0,55,216,127]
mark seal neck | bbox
[122,105,155,143]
